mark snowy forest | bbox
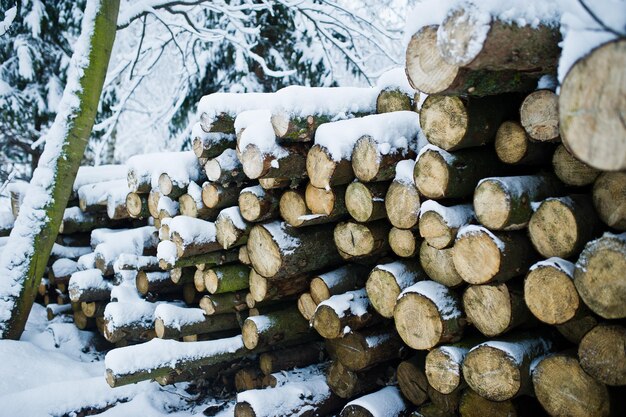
[0,0,624,416]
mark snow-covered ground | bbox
[0,304,235,416]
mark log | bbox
[135,271,175,296]
[307,144,354,189]
[157,195,179,220]
[574,232,626,319]
[418,201,473,249]
[519,90,560,142]
[312,289,378,339]
[73,310,96,330]
[524,258,585,325]
[241,306,314,350]
[102,301,157,344]
[49,258,79,286]
[351,136,416,183]
[238,186,279,223]
[405,26,539,96]
[68,269,112,303]
[528,195,602,259]
[414,403,457,417]
[305,183,348,217]
[389,227,420,258]
[593,172,626,231]
[248,269,310,303]
[179,188,220,221]
[205,149,247,185]
[46,303,73,321]
[327,326,405,372]
[271,112,333,143]
[419,95,510,151]
[298,292,317,321]
[259,343,324,375]
[192,132,236,159]
[494,121,555,165]
[462,333,555,401]
[258,177,292,190]
[413,145,503,200]
[458,389,520,417]
[532,352,611,417]
[59,207,132,234]
[148,189,160,218]
[77,179,125,213]
[559,39,626,171]
[376,88,413,114]
[125,192,149,219]
[394,280,465,350]
[366,259,426,318]
[473,174,565,231]
[169,216,221,258]
[240,144,307,180]
[154,305,242,339]
[340,386,409,417]
[552,144,600,186]
[199,291,248,315]
[280,188,347,228]
[158,173,190,200]
[202,182,240,210]
[309,265,369,305]
[334,220,390,261]
[463,281,533,337]
[326,361,392,399]
[115,254,160,272]
[438,8,560,73]
[578,323,626,386]
[425,340,480,395]
[555,311,599,344]
[234,367,265,392]
[452,226,538,284]
[247,221,342,280]
[396,354,429,406]
[81,301,106,318]
[204,264,250,294]
[238,245,251,266]
[158,247,239,270]
[182,282,203,305]
[385,176,420,229]
[168,267,195,285]
[345,181,389,223]
[215,207,250,249]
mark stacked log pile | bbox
[12,4,622,415]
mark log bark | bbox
[385,179,420,229]
[58,208,135,235]
[419,95,511,151]
[462,281,533,337]
[452,227,538,284]
[438,8,560,73]
[259,343,324,376]
[328,326,405,373]
[309,265,369,305]
[559,39,626,171]
[247,221,342,280]
[494,121,555,165]
[389,227,420,258]
[125,192,149,219]
[413,145,503,200]
[280,188,347,228]
[519,90,560,142]
[215,207,250,249]
[555,311,598,344]
[240,144,307,180]
[307,144,354,189]
[593,172,626,231]
[192,132,236,159]
[418,202,473,249]
[340,386,409,417]
[552,144,600,186]
[241,306,314,350]
[204,264,250,294]
[205,149,247,185]
[473,174,566,231]
[394,280,466,350]
[396,354,429,406]
[578,323,626,386]
[312,289,378,339]
[326,361,392,399]
[532,352,611,417]
[199,112,236,134]
[298,292,317,321]
[201,182,240,210]
[334,220,390,261]
[462,333,555,401]
[366,259,426,318]
[271,112,333,143]
[376,89,413,114]
[528,195,602,259]
[154,307,242,339]
[574,232,626,319]
[199,291,248,315]
[238,186,279,223]
[248,269,310,303]
[345,181,389,223]
[351,136,416,183]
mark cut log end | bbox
[419,211,454,250]
[241,145,268,179]
[345,182,377,223]
[394,292,444,350]
[279,190,308,227]
[406,26,459,94]
[351,137,381,182]
[389,227,419,258]
[452,230,502,285]
[413,149,449,199]
[593,172,626,231]
[462,283,515,337]
[495,121,530,164]
[334,221,388,259]
[366,269,402,318]
[420,95,468,150]
[238,192,262,222]
[425,348,463,395]
[528,197,586,259]
[473,180,511,231]
[463,346,520,402]
[385,181,420,229]
[524,263,579,325]
[247,226,283,278]
[312,305,342,339]
[578,323,626,386]
[305,183,337,216]
[307,145,353,189]
[520,90,559,141]
[552,144,600,187]
[158,173,174,197]
[241,319,260,350]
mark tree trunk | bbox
[574,232,626,319]
[592,172,626,231]
[307,144,354,189]
[365,259,426,318]
[552,144,600,186]
[528,195,602,259]
[309,264,369,304]
[389,227,421,258]
[419,241,464,288]
[351,136,416,183]
[578,323,626,386]
[345,181,389,223]
[385,179,420,229]
[559,39,626,171]
[327,326,405,372]
[397,354,429,406]
[418,202,473,249]
[519,90,560,142]
[238,186,279,222]
[494,121,555,165]
[0,0,120,339]
[334,220,390,260]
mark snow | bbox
[154,304,206,329]
[317,265,359,290]
[51,258,79,278]
[477,336,554,366]
[0,6,17,36]
[186,181,202,204]
[157,240,178,265]
[94,226,158,265]
[68,269,110,299]
[191,126,235,148]
[241,185,265,198]
[237,110,287,158]
[376,261,422,289]
[104,301,158,334]
[51,243,92,260]
[316,288,369,319]
[438,345,470,367]
[73,165,127,194]
[477,175,547,205]
[126,151,201,192]
[345,386,407,417]
[419,200,474,227]
[529,257,575,276]
[168,216,217,245]
[209,149,240,177]
[107,181,131,219]
[0,211,14,231]
[400,280,462,320]
[77,252,97,271]
[157,195,179,217]
[457,225,506,251]
[376,67,415,96]
[115,254,158,271]
[315,112,421,162]
[365,330,394,348]
[104,335,245,376]
[264,221,299,255]
[394,159,416,185]
[218,206,247,230]
[78,178,127,207]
